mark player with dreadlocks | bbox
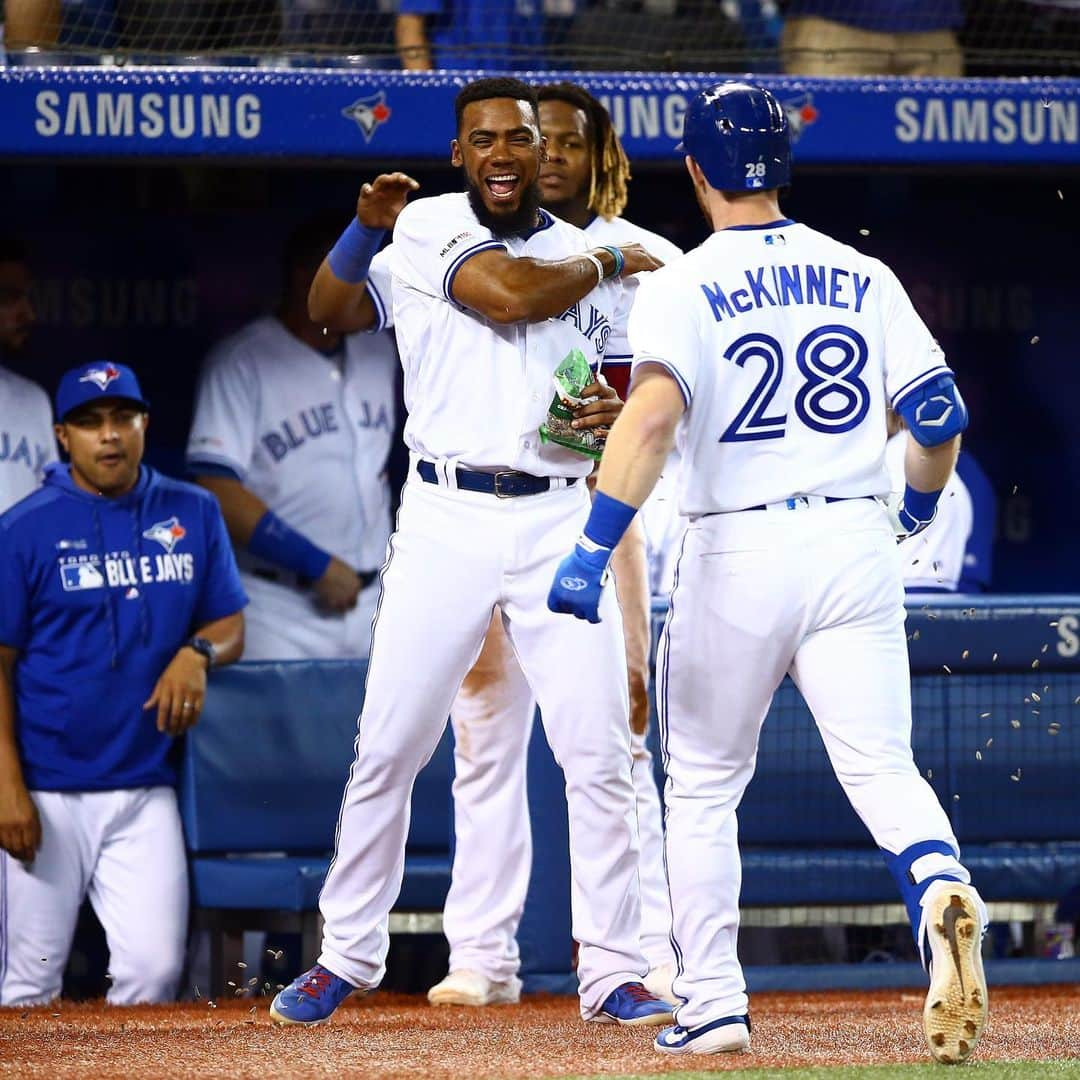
[425,81,687,1011]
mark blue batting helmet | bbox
[678,82,791,193]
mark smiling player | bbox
[270,77,673,1029]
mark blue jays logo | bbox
[79,363,121,392]
[342,92,392,143]
[782,93,819,142]
[142,516,187,554]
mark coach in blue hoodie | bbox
[0,362,246,1007]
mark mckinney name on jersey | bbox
[629,219,951,516]
[700,262,872,324]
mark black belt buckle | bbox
[493,470,526,498]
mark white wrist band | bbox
[582,252,605,287]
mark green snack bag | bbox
[539,348,605,460]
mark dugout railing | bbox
[180,595,1080,996]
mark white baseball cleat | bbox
[654,1015,751,1055]
[643,962,680,1006]
[921,882,988,1064]
[427,969,522,1007]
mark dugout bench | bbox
[180,596,1080,996]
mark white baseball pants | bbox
[317,476,647,1017]
[659,498,965,1028]
[1,786,188,1006]
[443,616,674,981]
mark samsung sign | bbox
[894,96,1078,146]
[33,90,262,140]
[3,70,1076,162]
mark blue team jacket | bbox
[0,464,247,792]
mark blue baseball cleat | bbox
[269,964,357,1025]
[654,1014,751,1054]
[593,982,675,1026]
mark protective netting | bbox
[3,1,1079,75]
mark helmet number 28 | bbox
[745,162,768,179]
[719,324,870,442]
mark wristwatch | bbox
[185,635,218,668]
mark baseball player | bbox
[186,219,397,660]
[270,76,674,1028]
[0,235,57,513]
[426,82,686,1010]
[548,83,989,1064]
[0,362,246,1006]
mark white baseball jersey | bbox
[886,431,973,591]
[629,220,951,516]
[385,193,632,478]
[187,316,396,573]
[0,366,57,513]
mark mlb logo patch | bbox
[766,234,786,246]
[143,516,186,553]
[60,562,105,591]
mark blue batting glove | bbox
[885,487,940,542]
[547,537,614,623]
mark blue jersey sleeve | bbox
[192,496,248,626]
[0,523,31,649]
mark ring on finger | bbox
[181,701,193,710]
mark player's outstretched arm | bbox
[593,367,684,509]
[451,242,662,325]
[547,367,684,623]
[0,644,41,864]
[308,172,419,332]
[905,432,960,495]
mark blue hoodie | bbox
[0,464,247,792]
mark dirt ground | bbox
[2,986,1078,1079]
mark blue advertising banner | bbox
[1,67,1078,164]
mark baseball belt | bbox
[416,459,578,498]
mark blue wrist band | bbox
[583,491,637,550]
[327,219,385,284]
[600,245,625,278]
[249,510,332,581]
[902,483,942,522]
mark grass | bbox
[571,1063,1080,1080]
